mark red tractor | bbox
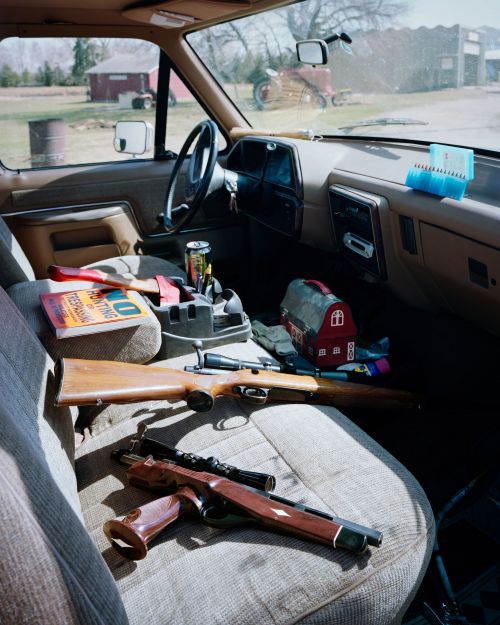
[253,67,350,110]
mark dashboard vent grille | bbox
[399,215,417,255]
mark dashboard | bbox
[229,134,500,339]
[227,138,303,237]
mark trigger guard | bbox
[234,386,268,405]
[201,506,254,529]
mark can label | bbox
[185,241,212,292]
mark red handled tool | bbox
[48,265,194,305]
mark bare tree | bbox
[188,0,408,82]
[285,0,408,40]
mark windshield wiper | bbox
[338,117,428,134]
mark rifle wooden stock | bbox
[104,458,370,559]
[55,357,420,412]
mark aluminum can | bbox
[185,241,212,292]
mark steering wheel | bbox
[163,119,220,234]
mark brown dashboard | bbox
[233,135,500,338]
[227,137,303,237]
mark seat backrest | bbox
[0,215,36,288]
[0,285,128,625]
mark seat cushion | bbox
[0,285,128,625]
[8,278,162,364]
[0,215,35,288]
[75,341,435,625]
[85,254,186,282]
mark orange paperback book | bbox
[40,287,154,338]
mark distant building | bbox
[485,49,500,81]
[86,54,191,101]
[479,25,500,52]
[332,25,486,93]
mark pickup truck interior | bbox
[0,1,499,624]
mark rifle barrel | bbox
[202,352,366,382]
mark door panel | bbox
[1,159,176,234]
[0,156,243,280]
[0,34,242,284]
[5,203,139,277]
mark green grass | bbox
[0,88,211,168]
[0,85,487,168]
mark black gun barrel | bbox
[204,353,280,372]
[203,353,354,382]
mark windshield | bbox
[187,0,500,152]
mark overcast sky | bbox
[397,0,500,30]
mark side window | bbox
[0,37,160,169]
[165,71,226,153]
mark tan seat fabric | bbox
[0,215,185,363]
[85,254,186,281]
[8,278,162,364]
[0,214,36,287]
[0,281,435,624]
[0,285,128,625]
[76,341,435,625]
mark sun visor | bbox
[123,0,259,28]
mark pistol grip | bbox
[103,488,197,560]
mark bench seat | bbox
[0,287,434,625]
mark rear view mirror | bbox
[114,121,153,155]
[296,40,328,65]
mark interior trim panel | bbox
[234,136,500,338]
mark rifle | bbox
[104,455,383,560]
[55,357,420,412]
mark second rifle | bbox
[55,357,420,411]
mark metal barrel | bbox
[204,353,281,372]
[203,353,355,381]
[28,118,66,167]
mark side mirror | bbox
[296,40,328,66]
[114,121,153,155]
[296,32,352,66]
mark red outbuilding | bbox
[86,54,192,102]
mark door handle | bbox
[342,232,374,259]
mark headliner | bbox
[0,0,286,30]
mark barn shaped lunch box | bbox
[280,279,357,367]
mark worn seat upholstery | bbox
[0,215,185,363]
[0,285,435,625]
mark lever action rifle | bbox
[104,455,383,560]
[55,357,420,412]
